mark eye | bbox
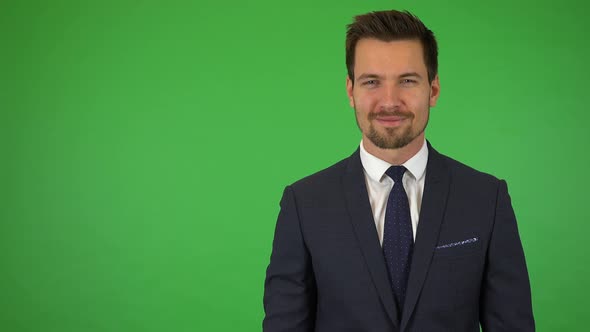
[362,80,378,86]
[400,78,419,86]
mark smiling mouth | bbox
[375,116,408,127]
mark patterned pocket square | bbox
[436,237,479,249]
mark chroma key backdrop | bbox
[2,0,589,331]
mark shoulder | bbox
[433,148,505,193]
[288,153,353,193]
[445,154,498,180]
[278,151,359,214]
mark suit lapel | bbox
[400,142,451,331]
[342,149,400,328]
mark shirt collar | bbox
[359,139,429,183]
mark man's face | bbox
[346,38,440,150]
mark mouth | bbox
[374,115,408,127]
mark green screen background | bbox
[2,0,588,330]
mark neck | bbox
[362,133,425,165]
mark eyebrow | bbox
[357,73,382,81]
[356,72,423,80]
[399,72,422,79]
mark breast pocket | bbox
[431,236,485,311]
[433,236,481,259]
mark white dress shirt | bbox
[359,139,428,245]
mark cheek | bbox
[402,89,421,101]
[405,91,430,109]
[354,93,377,111]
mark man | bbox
[263,10,534,332]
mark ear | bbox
[346,75,355,108]
[429,75,440,107]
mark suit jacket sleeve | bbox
[480,180,535,331]
[263,186,316,332]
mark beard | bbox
[356,109,429,150]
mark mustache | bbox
[368,110,414,120]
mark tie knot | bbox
[385,165,407,183]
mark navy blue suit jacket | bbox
[263,143,534,331]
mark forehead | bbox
[353,38,427,76]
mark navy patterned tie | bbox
[383,165,414,311]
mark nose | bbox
[381,82,402,110]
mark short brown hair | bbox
[345,10,438,84]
